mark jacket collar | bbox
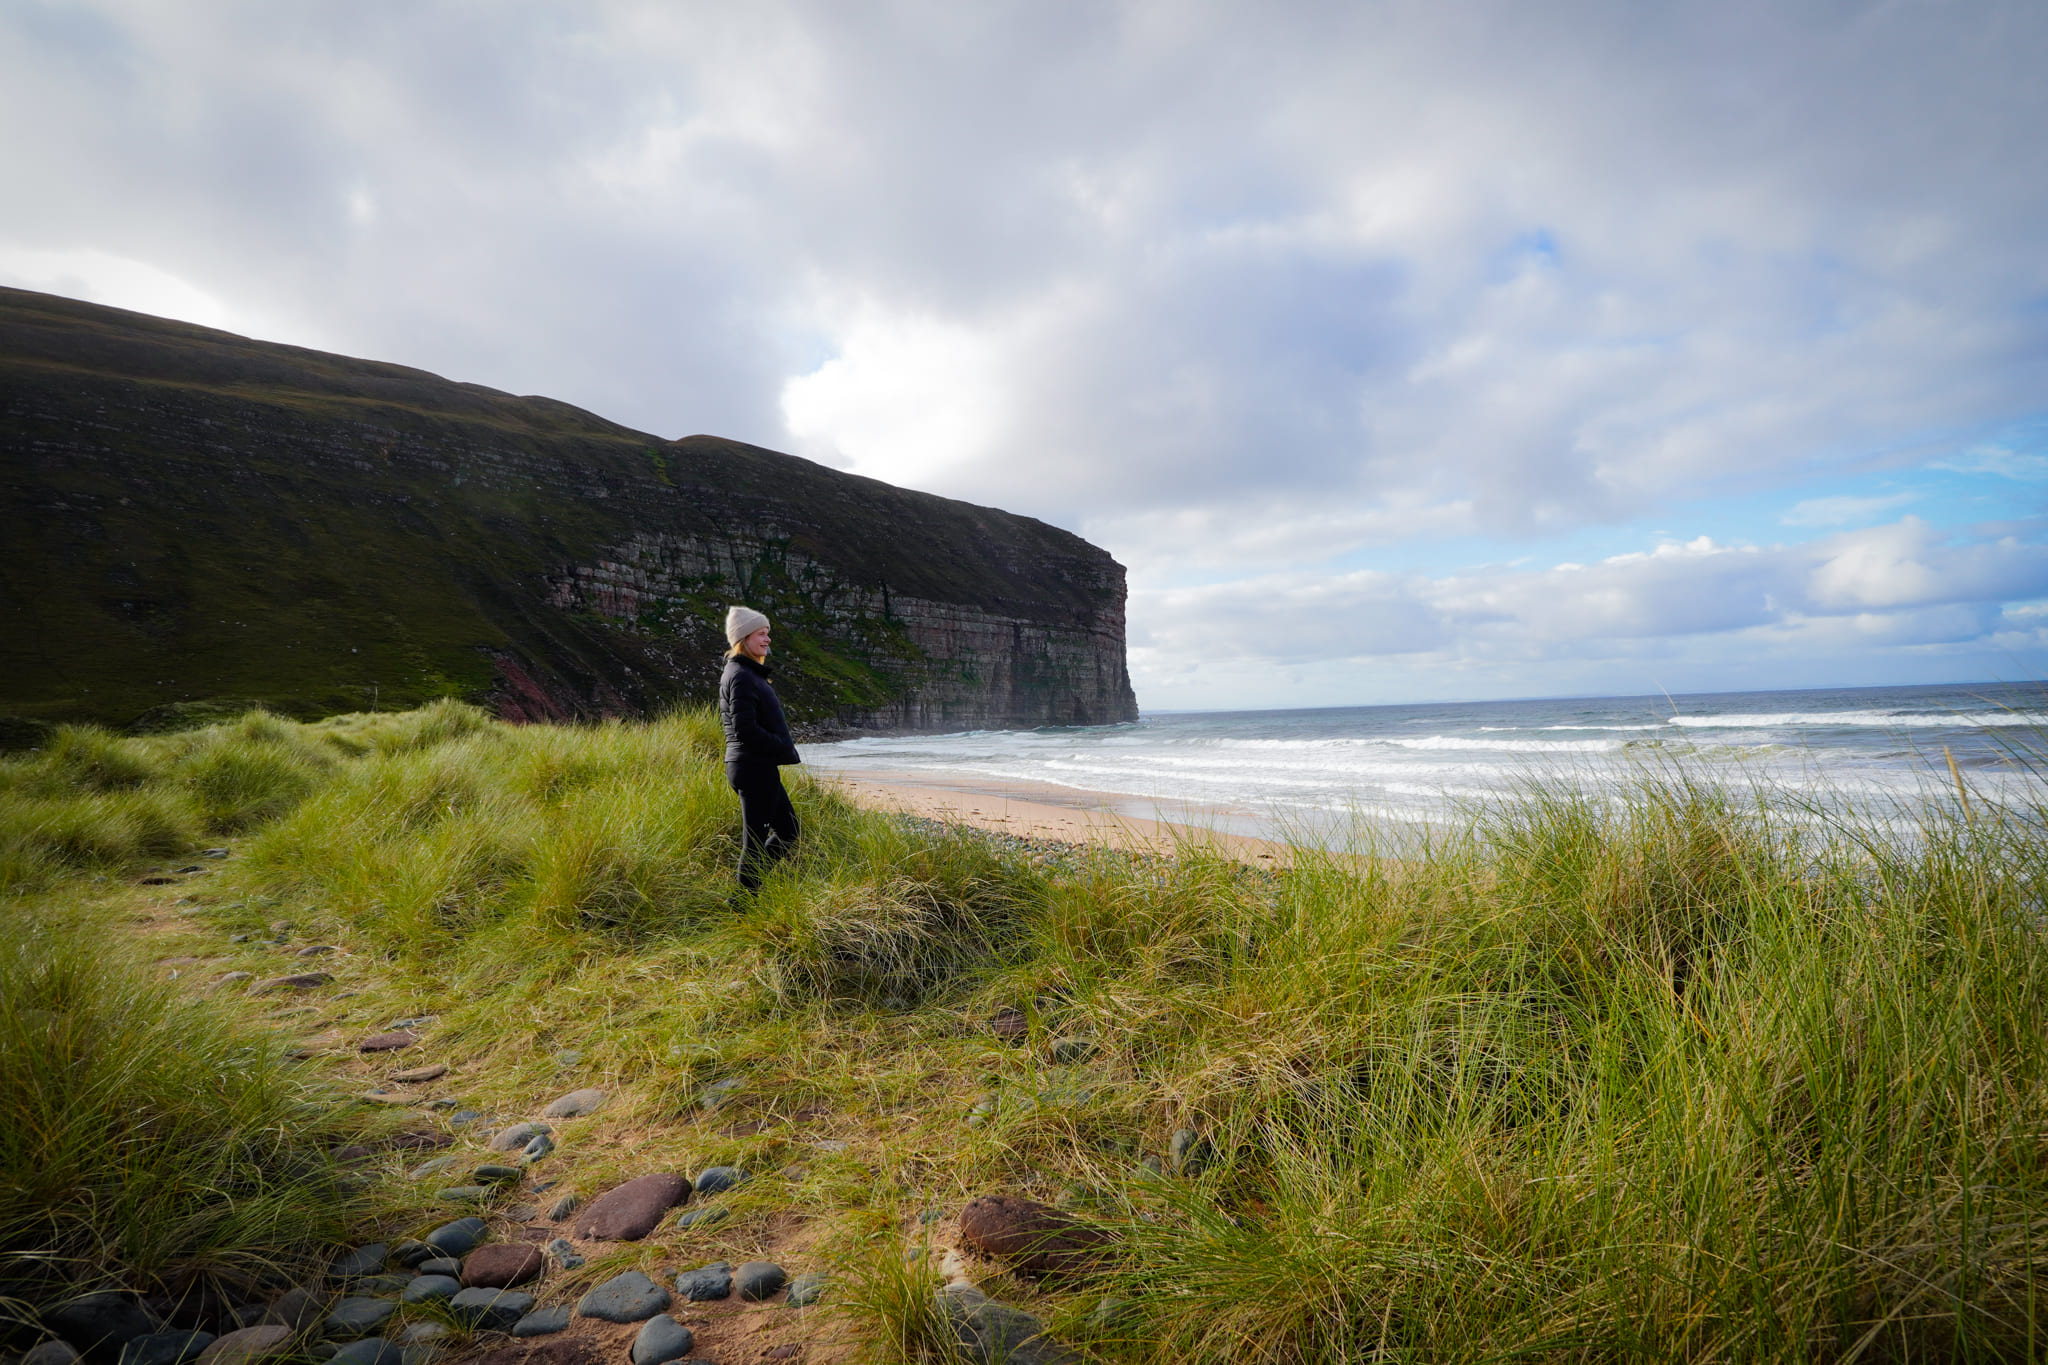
[730,652,773,677]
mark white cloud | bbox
[1781,492,1919,527]
[1933,445,2048,482]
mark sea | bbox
[802,681,2047,845]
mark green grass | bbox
[1,704,2042,1361]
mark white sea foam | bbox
[1667,710,2047,730]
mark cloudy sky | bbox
[5,1,2045,711]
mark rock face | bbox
[0,286,1137,735]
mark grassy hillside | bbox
[0,286,1133,734]
[2,707,2043,1361]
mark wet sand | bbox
[803,767,1301,866]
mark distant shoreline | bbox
[804,766,1302,866]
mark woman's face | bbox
[744,626,771,660]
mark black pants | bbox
[727,761,799,891]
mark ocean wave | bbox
[1391,735,1627,753]
[1668,710,2048,730]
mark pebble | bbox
[575,1271,670,1323]
[192,1326,294,1365]
[543,1238,585,1271]
[330,1244,388,1279]
[545,1193,580,1222]
[388,1064,446,1083]
[697,1078,742,1112]
[674,1205,727,1231]
[693,1166,745,1196]
[117,1334,214,1365]
[397,1324,447,1345]
[541,1088,606,1119]
[322,1299,396,1340]
[25,1345,80,1365]
[472,1164,522,1184]
[521,1134,555,1162]
[937,1287,1075,1365]
[509,1306,572,1339]
[295,945,335,957]
[458,1243,542,1289]
[434,1186,489,1203]
[502,1203,537,1222]
[1168,1128,1212,1177]
[229,935,251,945]
[552,1050,582,1067]
[422,1216,487,1256]
[785,1271,828,1308]
[262,973,332,991]
[446,1289,533,1333]
[425,1098,458,1110]
[733,1262,786,1301]
[326,1344,402,1365]
[415,1257,459,1276]
[673,1262,731,1301]
[260,1289,325,1332]
[41,1291,157,1360]
[966,1094,999,1127]
[407,1156,456,1181]
[399,1276,459,1305]
[574,1173,691,1241]
[202,848,229,858]
[357,1031,417,1053]
[486,1122,550,1153]
[448,1109,482,1126]
[629,1317,693,1365]
[390,1240,435,1267]
[211,973,252,989]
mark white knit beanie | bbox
[724,605,770,645]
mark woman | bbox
[718,606,802,891]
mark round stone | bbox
[673,1262,731,1302]
[733,1263,786,1302]
[399,1276,458,1306]
[509,1305,572,1339]
[692,1166,745,1196]
[629,1317,693,1365]
[575,1271,670,1323]
[422,1216,487,1256]
[445,1289,534,1333]
[321,1299,396,1339]
[459,1243,543,1289]
[541,1088,607,1119]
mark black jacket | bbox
[719,654,801,766]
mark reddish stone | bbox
[358,1030,419,1052]
[195,1326,293,1365]
[262,973,332,991]
[460,1242,543,1288]
[989,1007,1028,1041]
[957,1194,1112,1281]
[572,1173,691,1241]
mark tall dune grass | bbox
[1,703,2040,1358]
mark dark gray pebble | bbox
[575,1271,669,1323]
[521,1134,555,1162]
[673,1262,731,1301]
[674,1205,727,1231]
[472,1164,522,1184]
[448,1110,481,1126]
[434,1185,489,1203]
[24,1346,81,1365]
[321,1299,396,1339]
[785,1271,828,1308]
[42,1291,158,1362]
[693,1166,745,1196]
[422,1216,486,1256]
[327,1343,403,1365]
[545,1193,579,1222]
[628,1317,693,1365]
[399,1276,458,1306]
[117,1332,214,1365]
[509,1306,572,1339]
[390,1240,434,1268]
[446,1289,533,1333]
[733,1262,785,1301]
[415,1258,459,1277]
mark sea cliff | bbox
[0,286,1138,732]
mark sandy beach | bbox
[804,766,1301,866]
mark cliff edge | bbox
[0,287,1138,732]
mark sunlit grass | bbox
[0,703,2040,1360]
